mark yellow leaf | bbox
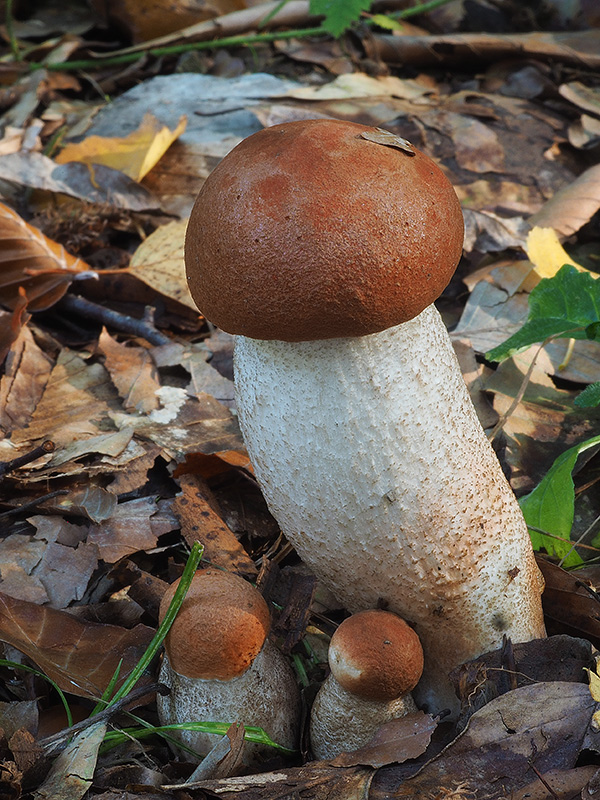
[585,667,600,701]
[525,226,587,279]
[55,113,187,181]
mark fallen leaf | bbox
[331,712,436,768]
[0,201,94,311]
[526,226,586,277]
[375,682,600,799]
[55,113,187,182]
[98,328,160,414]
[528,164,600,237]
[34,721,106,800]
[0,152,160,211]
[174,473,257,578]
[128,219,196,309]
[0,323,53,436]
[0,591,155,698]
[87,496,161,563]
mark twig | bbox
[38,681,168,754]
[0,489,69,521]
[0,441,55,478]
[487,339,550,443]
[59,294,170,346]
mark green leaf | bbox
[519,434,600,566]
[574,382,600,408]
[310,0,373,36]
[486,265,600,363]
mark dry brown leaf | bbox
[55,113,187,182]
[374,682,600,800]
[0,290,29,366]
[174,473,257,578]
[331,712,436,768]
[34,721,106,800]
[559,81,600,115]
[0,152,160,211]
[537,559,600,647]
[0,323,53,437]
[528,164,600,237]
[0,591,154,697]
[0,201,94,311]
[86,496,161,563]
[9,348,121,451]
[98,328,160,414]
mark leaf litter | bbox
[0,1,600,797]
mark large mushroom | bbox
[184,118,546,715]
[156,569,300,762]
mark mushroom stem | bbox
[311,675,417,760]
[234,304,546,714]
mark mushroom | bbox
[310,610,423,759]
[184,118,546,715]
[156,569,300,762]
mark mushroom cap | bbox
[185,118,464,342]
[329,610,424,701]
[159,569,271,681]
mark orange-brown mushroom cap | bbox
[159,570,271,681]
[185,118,464,342]
[329,610,424,702]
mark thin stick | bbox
[59,294,170,346]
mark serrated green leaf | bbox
[486,265,600,363]
[519,434,600,566]
[574,382,600,408]
[310,0,373,36]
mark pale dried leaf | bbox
[10,348,121,450]
[128,219,196,309]
[34,722,106,800]
[98,328,160,414]
[0,152,160,211]
[0,324,53,436]
[528,164,600,237]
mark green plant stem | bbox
[30,0,455,74]
[0,660,73,726]
[34,27,327,72]
[391,0,455,19]
[104,541,204,708]
[5,0,21,61]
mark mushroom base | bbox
[310,674,417,760]
[234,305,546,717]
[157,642,300,763]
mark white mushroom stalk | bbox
[234,306,545,713]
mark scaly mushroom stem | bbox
[311,675,417,760]
[234,305,546,715]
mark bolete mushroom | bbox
[156,569,300,762]
[184,118,546,715]
[310,610,423,759]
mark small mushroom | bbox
[156,569,300,762]
[310,610,424,760]
[184,118,546,715]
